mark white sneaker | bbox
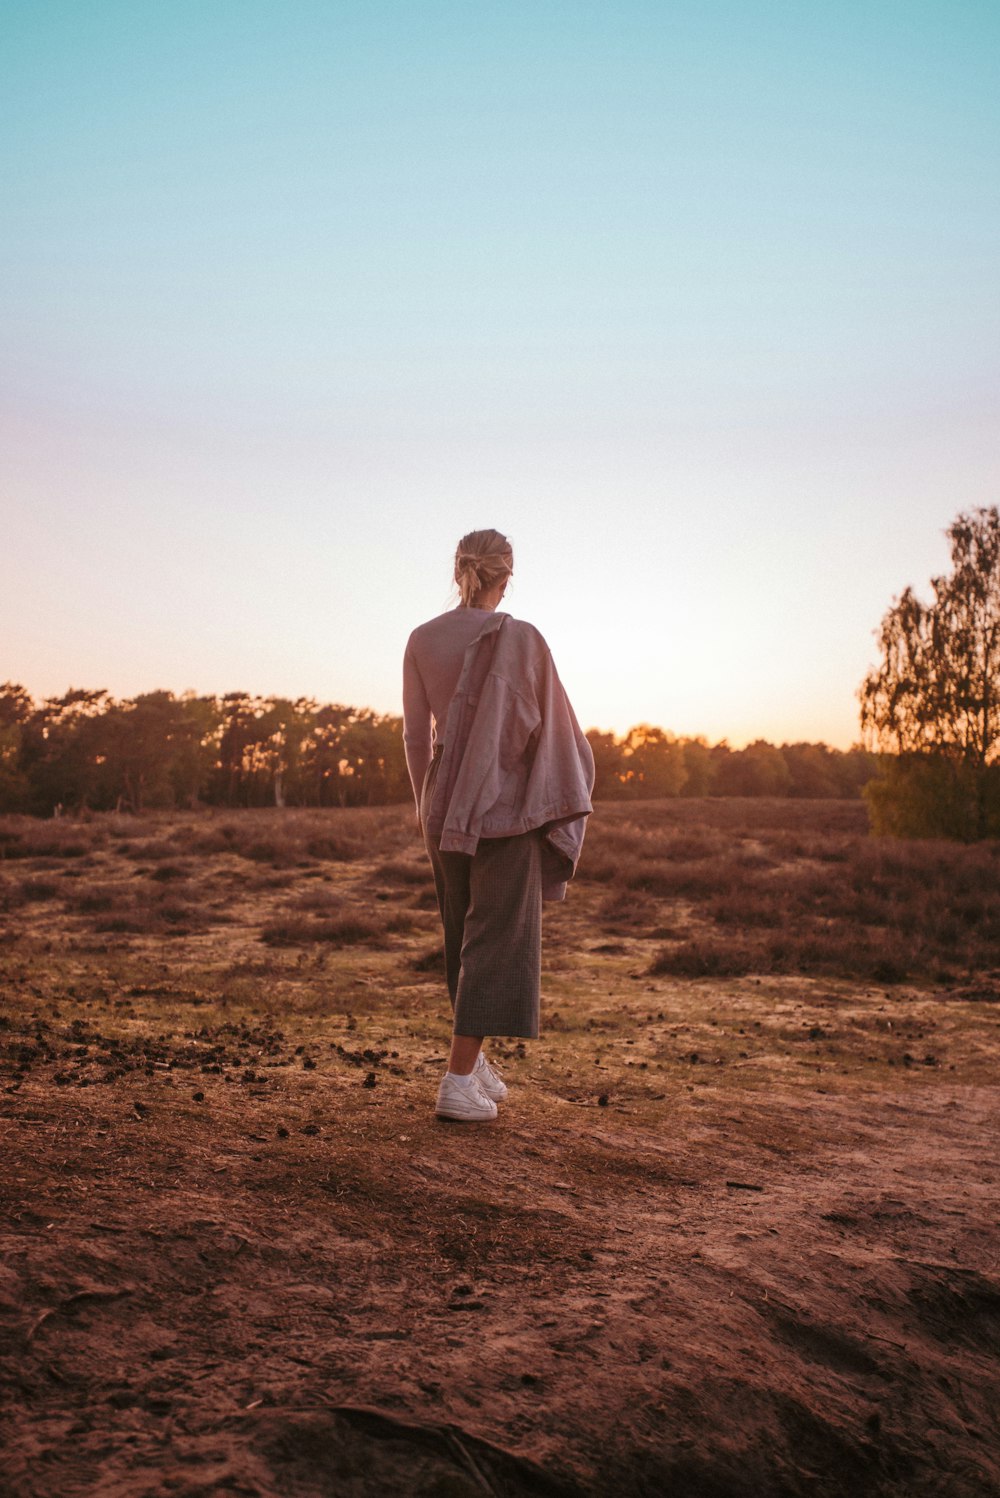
[474,1052,508,1104]
[435,1073,498,1122]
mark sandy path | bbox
[3,1059,998,1497]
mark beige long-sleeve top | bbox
[402,606,501,807]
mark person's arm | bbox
[402,642,433,816]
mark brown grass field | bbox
[1,800,998,1497]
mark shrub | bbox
[708,891,788,929]
[650,940,759,978]
[148,863,191,882]
[191,829,238,855]
[306,835,363,862]
[650,928,918,984]
[117,838,180,860]
[374,859,431,884]
[260,916,387,947]
[598,889,660,930]
[0,824,97,859]
[68,884,122,913]
[0,877,24,911]
[658,830,727,860]
[286,889,344,915]
[19,877,61,902]
[864,757,1000,841]
[626,857,738,899]
[242,838,303,867]
[411,945,445,973]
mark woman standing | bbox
[403,529,595,1122]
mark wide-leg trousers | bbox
[420,753,543,1039]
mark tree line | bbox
[4,506,994,833]
[0,688,409,815]
[0,683,876,816]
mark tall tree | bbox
[713,740,792,798]
[585,729,624,798]
[679,737,715,797]
[0,683,33,811]
[100,692,218,811]
[28,689,110,813]
[619,725,687,797]
[860,506,1000,838]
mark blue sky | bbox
[3,1,998,746]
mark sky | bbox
[2,0,998,749]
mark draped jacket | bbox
[422,612,595,901]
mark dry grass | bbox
[373,858,434,885]
[579,800,1000,984]
[3,800,998,985]
[260,915,389,948]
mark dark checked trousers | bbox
[420,750,542,1039]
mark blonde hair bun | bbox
[454,528,513,607]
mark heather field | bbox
[1,800,998,1497]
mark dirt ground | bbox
[1,803,998,1497]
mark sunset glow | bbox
[3,2,998,748]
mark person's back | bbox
[402,606,505,805]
